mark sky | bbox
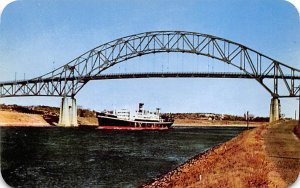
[0,0,299,118]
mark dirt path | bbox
[263,121,300,184]
[143,121,300,188]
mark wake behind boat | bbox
[96,103,174,130]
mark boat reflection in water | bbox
[97,103,174,130]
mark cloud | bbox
[286,0,300,20]
[0,0,18,24]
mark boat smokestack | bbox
[138,103,144,113]
[156,108,160,114]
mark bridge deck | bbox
[1,72,300,85]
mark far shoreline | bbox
[0,124,257,128]
[0,104,269,128]
[173,123,260,128]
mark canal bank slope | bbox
[0,111,50,126]
[0,111,99,126]
[143,120,300,187]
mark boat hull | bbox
[97,115,173,130]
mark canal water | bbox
[1,126,247,187]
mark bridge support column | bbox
[58,97,78,127]
[269,98,281,123]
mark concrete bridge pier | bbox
[269,97,281,122]
[58,97,78,127]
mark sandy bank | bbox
[143,120,300,187]
[0,111,51,127]
[0,110,99,127]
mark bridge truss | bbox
[1,31,300,98]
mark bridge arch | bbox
[42,31,300,98]
[1,31,299,98]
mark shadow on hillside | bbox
[43,115,59,125]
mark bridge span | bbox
[82,72,300,81]
[1,31,300,126]
[1,72,300,85]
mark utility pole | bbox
[244,111,249,129]
[247,111,249,129]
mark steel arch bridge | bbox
[1,31,299,126]
[0,31,299,98]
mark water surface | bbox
[1,126,247,187]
